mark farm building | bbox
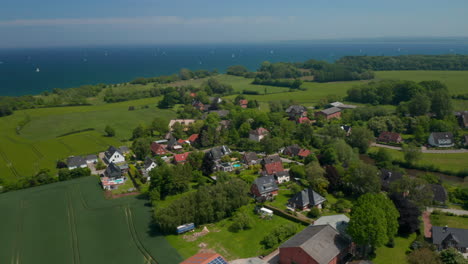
[66,156,87,170]
[315,107,342,120]
[378,131,403,144]
[431,226,468,253]
[288,188,326,210]
[313,214,350,236]
[428,132,455,147]
[181,253,228,264]
[249,127,269,142]
[279,224,352,264]
[104,146,125,164]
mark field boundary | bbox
[10,200,24,264]
[124,206,158,264]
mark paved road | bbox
[372,143,468,154]
[427,207,468,216]
[371,143,402,150]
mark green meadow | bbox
[0,176,182,264]
[0,97,176,183]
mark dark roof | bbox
[263,154,282,164]
[105,146,123,160]
[280,225,351,264]
[319,107,341,115]
[167,136,179,148]
[253,176,278,195]
[105,163,121,178]
[432,226,468,248]
[378,131,401,143]
[380,169,403,190]
[275,171,290,177]
[85,154,98,161]
[144,157,156,169]
[286,105,308,114]
[283,145,301,156]
[430,184,448,203]
[430,132,454,145]
[206,110,230,118]
[209,145,231,160]
[288,188,326,208]
[243,152,259,163]
[67,156,86,167]
[119,146,130,153]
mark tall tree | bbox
[390,193,421,235]
[431,89,453,119]
[104,125,116,137]
[407,248,442,264]
[344,161,381,195]
[390,176,434,207]
[347,127,374,153]
[402,144,422,165]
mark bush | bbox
[307,207,321,218]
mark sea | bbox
[1,41,468,97]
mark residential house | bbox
[67,156,87,170]
[455,111,468,129]
[286,105,308,119]
[430,184,448,204]
[217,162,234,172]
[262,155,284,176]
[283,144,311,158]
[141,157,157,181]
[315,107,342,120]
[151,142,168,155]
[243,152,260,165]
[85,154,98,163]
[279,224,352,264]
[314,214,350,236]
[330,101,357,109]
[341,125,352,136]
[180,253,228,264]
[428,132,455,148]
[187,134,199,145]
[274,171,290,184]
[239,99,248,108]
[378,131,403,144]
[249,127,269,142]
[102,162,126,190]
[192,100,205,111]
[168,119,196,131]
[167,136,183,151]
[380,169,403,191]
[251,175,279,200]
[173,152,190,164]
[432,226,468,253]
[208,145,232,161]
[104,146,125,164]
[288,188,326,210]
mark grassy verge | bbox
[373,233,416,264]
[430,214,468,229]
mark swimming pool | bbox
[232,164,241,168]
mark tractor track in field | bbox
[67,191,81,264]
[10,200,24,264]
[124,206,158,264]
[0,147,21,178]
[58,139,75,153]
[30,144,44,159]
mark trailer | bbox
[176,223,195,234]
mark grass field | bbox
[165,203,305,260]
[375,71,468,95]
[0,98,176,184]
[0,176,182,264]
[373,233,416,264]
[430,214,468,229]
[368,147,468,174]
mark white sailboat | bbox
[36,68,40,72]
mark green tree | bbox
[347,193,399,255]
[150,117,169,136]
[179,68,193,80]
[374,147,393,168]
[132,137,151,160]
[261,137,284,154]
[390,176,434,207]
[408,93,431,116]
[431,89,453,119]
[347,127,374,153]
[305,162,329,195]
[407,248,441,264]
[132,124,148,139]
[104,125,116,137]
[230,210,253,232]
[440,248,468,264]
[402,144,422,165]
[344,161,381,195]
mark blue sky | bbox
[1,0,467,48]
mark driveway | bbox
[422,211,432,238]
[427,207,468,216]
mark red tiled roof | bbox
[250,127,269,136]
[378,131,401,143]
[298,149,311,157]
[177,139,187,144]
[151,142,167,155]
[188,134,199,143]
[174,152,190,163]
[190,92,196,97]
[180,253,225,264]
[298,117,311,124]
[264,162,284,175]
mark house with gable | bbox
[192,100,205,111]
[251,175,279,201]
[261,154,290,183]
[455,111,468,129]
[208,145,232,162]
[283,144,311,158]
[249,127,269,142]
[104,146,125,164]
[151,142,168,155]
[187,134,199,145]
[428,132,455,147]
[288,188,326,210]
[378,131,403,144]
[173,152,190,164]
[167,136,183,151]
[315,107,342,120]
[279,224,352,264]
[66,156,87,170]
[141,157,157,181]
[432,226,468,253]
[101,162,126,190]
[243,152,260,166]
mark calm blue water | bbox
[0,43,468,97]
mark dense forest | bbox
[338,54,468,71]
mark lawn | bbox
[0,176,182,264]
[373,233,416,264]
[375,71,468,95]
[111,176,137,195]
[430,214,468,229]
[165,203,305,260]
[368,147,468,174]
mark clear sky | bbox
[1,0,467,48]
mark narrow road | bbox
[371,143,468,153]
[426,207,468,216]
[371,143,402,150]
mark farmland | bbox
[0,176,182,264]
[0,97,176,183]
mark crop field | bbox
[0,98,176,183]
[375,71,468,94]
[0,176,182,264]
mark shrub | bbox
[307,207,321,218]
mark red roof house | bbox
[283,144,311,158]
[173,152,190,164]
[239,99,248,108]
[151,142,168,155]
[262,154,284,175]
[298,116,313,124]
[180,253,228,264]
[187,134,199,144]
[378,131,403,144]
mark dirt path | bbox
[422,211,432,238]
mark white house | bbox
[428,132,455,148]
[142,157,157,181]
[249,127,269,142]
[104,146,125,164]
[274,171,290,184]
